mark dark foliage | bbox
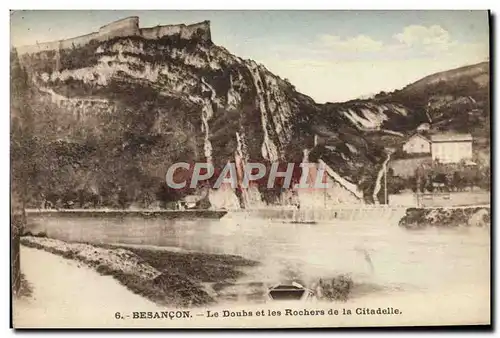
[399,207,490,229]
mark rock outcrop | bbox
[399,207,491,229]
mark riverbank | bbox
[14,244,490,328]
[398,207,490,229]
[20,236,258,308]
[19,235,358,308]
[15,223,490,327]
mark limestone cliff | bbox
[14,17,423,209]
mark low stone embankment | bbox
[398,207,490,229]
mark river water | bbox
[26,211,490,305]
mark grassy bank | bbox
[20,236,258,307]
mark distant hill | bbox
[391,61,490,139]
[400,61,489,94]
[334,61,490,139]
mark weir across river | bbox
[25,204,490,227]
[227,207,408,224]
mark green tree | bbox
[10,49,34,294]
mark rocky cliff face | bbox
[15,18,452,209]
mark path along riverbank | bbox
[13,245,160,328]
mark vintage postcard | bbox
[10,10,491,328]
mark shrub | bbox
[317,275,354,302]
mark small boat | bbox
[267,282,314,301]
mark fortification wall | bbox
[17,40,61,55]
[141,25,182,40]
[17,17,210,56]
[180,21,211,40]
[17,30,100,56]
[98,16,140,39]
[58,32,100,50]
[141,20,211,41]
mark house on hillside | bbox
[402,133,431,154]
[431,133,473,164]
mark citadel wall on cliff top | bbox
[16,17,211,55]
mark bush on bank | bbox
[399,207,490,229]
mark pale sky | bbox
[10,10,490,103]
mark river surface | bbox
[26,211,490,305]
